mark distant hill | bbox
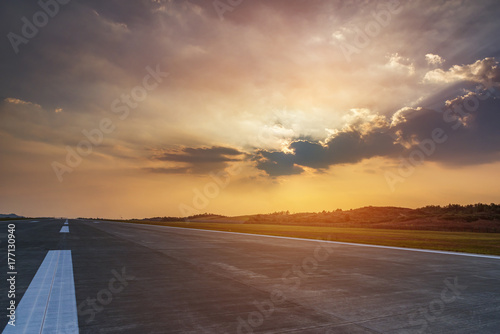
[139,204,500,233]
[0,213,24,218]
[145,213,227,222]
[244,204,500,233]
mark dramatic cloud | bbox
[386,53,415,76]
[253,150,305,177]
[255,85,500,176]
[150,146,245,174]
[424,58,500,87]
[255,129,396,177]
[425,54,445,66]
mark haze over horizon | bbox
[1,0,500,219]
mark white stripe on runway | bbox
[2,250,79,334]
[64,219,68,225]
[59,226,69,233]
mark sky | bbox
[1,0,500,218]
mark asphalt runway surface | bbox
[1,219,499,333]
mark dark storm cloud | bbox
[150,146,245,174]
[255,86,500,177]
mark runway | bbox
[1,219,499,333]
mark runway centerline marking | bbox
[2,250,79,334]
[59,226,69,233]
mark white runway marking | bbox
[64,219,68,225]
[31,221,39,223]
[2,250,79,334]
[59,226,69,233]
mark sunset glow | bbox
[1,0,500,218]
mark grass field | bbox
[123,220,500,256]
